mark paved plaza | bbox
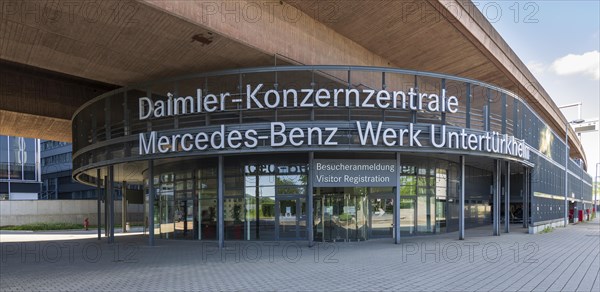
[1,220,599,291]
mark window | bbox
[41,153,72,166]
[1,136,39,181]
[0,136,8,179]
[41,141,69,151]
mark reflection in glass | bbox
[229,159,307,240]
[0,136,7,179]
[23,139,37,180]
[9,137,22,180]
[315,187,368,242]
[369,196,394,238]
[198,167,217,240]
[157,174,174,238]
[277,198,306,239]
[399,197,415,234]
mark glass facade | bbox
[146,154,497,241]
[41,153,72,167]
[0,136,7,180]
[40,140,96,200]
[69,66,594,243]
[0,136,40,181]
[0,136,41,200]
[150,157,308,240]
[71,66,542,173]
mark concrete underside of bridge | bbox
[0,0,586,163]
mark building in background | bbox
[40,140,96,200]
[0,136,41,200]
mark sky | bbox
[476,1,600,178]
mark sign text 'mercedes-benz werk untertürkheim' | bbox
[137,83,530,160]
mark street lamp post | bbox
[563,118,585,227]
[593,162,600,216]
[559,103,586,227]
[564,122,569,227]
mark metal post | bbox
[97,169,101,240]
[493,160,500,236]
[564,123,569,227]
[148,160,155,246]
[465,83,471,128]
[394,152,401,244]
[523,167,528,228]
[122,181,127,233]
[307,152,314,247]
[505,161,510,233]
[459,155,465,240]
[319,188,323,243]
[217,155,224,248]
[108,165,115,243]
[592,162,600,216]
[104,175,108,237]
[525,168,533,228]
[193,170,199,240]
[6,138,10,200]
[255,168,259,240]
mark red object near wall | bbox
[578,210,583,223]
[569,209,574,222]
[585,209,590,221]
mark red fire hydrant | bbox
[83,218,89,231]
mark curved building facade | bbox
[72,66,594,243]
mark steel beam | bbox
[459,155,465,240]
[505,161,510,233]
[395,152,401,244]
[148,160,155,246]
[307,152,314,247]
[97,169,101,240]
[218,155,224,248]
[108,165,115,243]
[493,160,500,236]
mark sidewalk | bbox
[1,219,598,291]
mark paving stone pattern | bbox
[1,219,598,291]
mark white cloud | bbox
[550,50,600,80]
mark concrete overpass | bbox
[0,0,587,166]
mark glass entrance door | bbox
[369,195,394,238]
[315,188,367,242]
[174,196,195,239]
[399,197,416,235]
[275,197,306,240]
[174,173,196,239]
